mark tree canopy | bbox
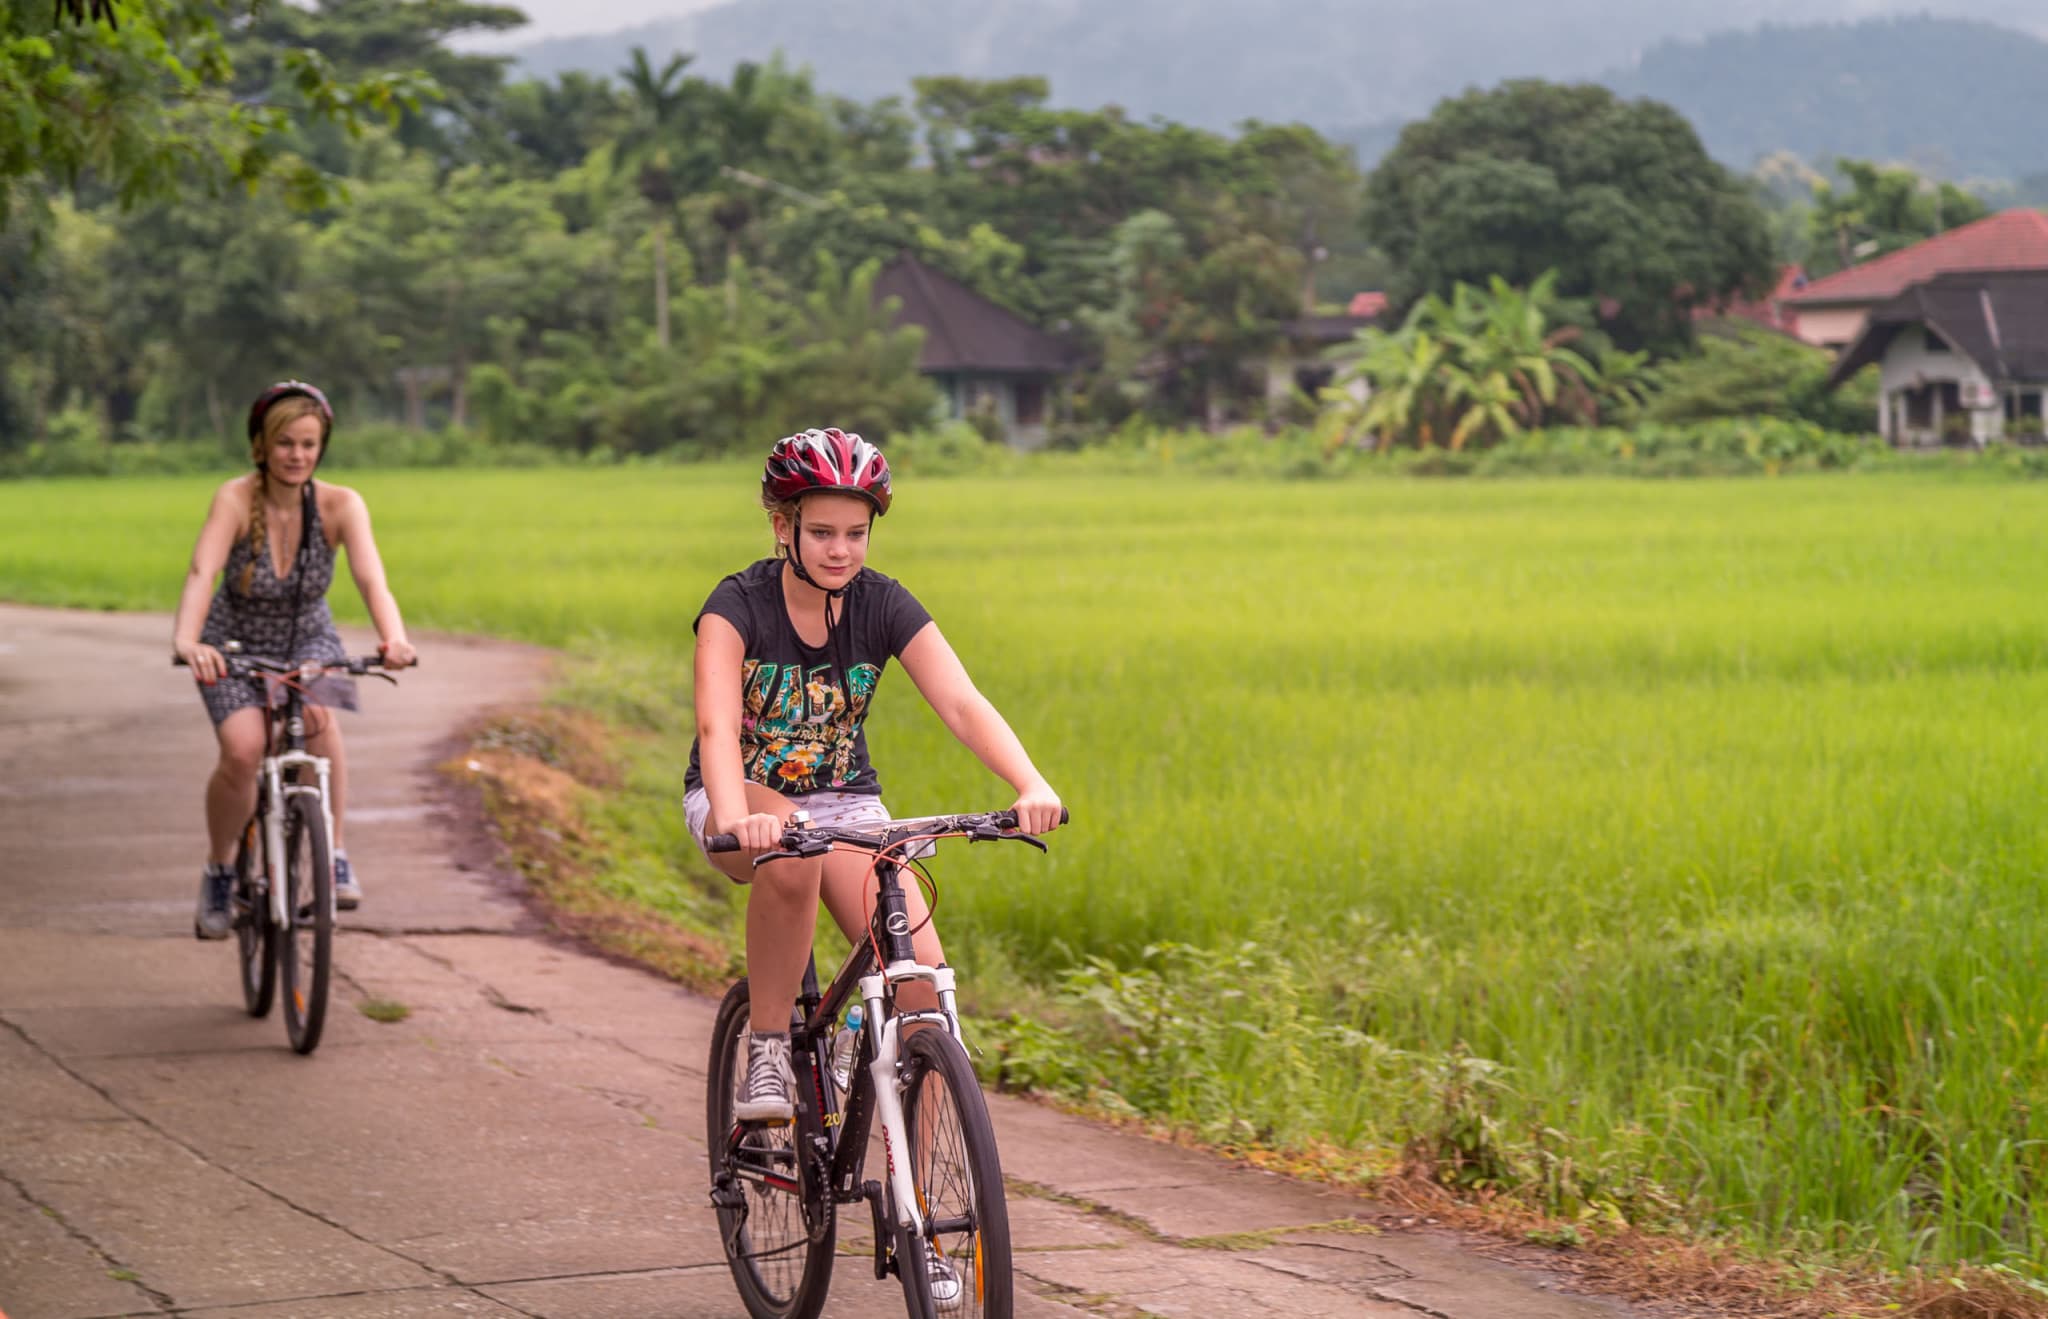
[1804,158,1990,277]
[0,0,430,224]
[1361,80,1777,352]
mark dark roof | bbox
[1828,270,2048,388]
[1786,209,2048,307]
[871,253,1075,375]
[1282,313,1381,345]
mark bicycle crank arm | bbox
[864,1179,892,1280]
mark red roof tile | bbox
[1694,264,1806,334]
[1783,209,2048,306]
[1348,290,1389,318]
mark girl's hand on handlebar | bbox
[719,811,786,853]
[1010,781,1064,835]
[177,640,227,685]
[379,639,417,669]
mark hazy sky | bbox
[468,0,705,45]
[467,0,2048,49]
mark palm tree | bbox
[616,47,707,349]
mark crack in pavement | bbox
[374,928,710,1084]
[0,1156,173,1314]
[1015,1266,1173,1319]
[0,1013,532,1317]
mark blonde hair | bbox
[240,396,324,595]
[762,491,801,564]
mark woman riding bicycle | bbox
[171,381,417,939]
[686,427,1063,1124]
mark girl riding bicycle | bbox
[171,381,417,939]
[687,427,1062,1123]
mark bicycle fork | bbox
[259,748,332,927]
[859,962,964,1247]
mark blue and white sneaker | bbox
[333,853,362,911]
[193,863,234,940]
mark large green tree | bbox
[224,0,521,168]
[1,0,426,225]
[1362,80,1776,353]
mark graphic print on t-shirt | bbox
[741,658,880,792]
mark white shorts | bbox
[685,787,929,863]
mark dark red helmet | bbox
[763,428,892,515]
[247,380,334,444]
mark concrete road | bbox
[0,603,1652,1319]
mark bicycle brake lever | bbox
[750,839,833,866]
[976,830,1048,852]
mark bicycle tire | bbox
[900,1029,1012,1319]
[233,819,276,1018]
[277,794,332,1055]
[707,979,836,1319]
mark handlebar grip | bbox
[706,834,741,854]
[996,807,1070,828]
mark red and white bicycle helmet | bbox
[762,427,892,515]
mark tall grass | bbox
[9,462,2048,1273]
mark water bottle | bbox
[829,1003,865,1093]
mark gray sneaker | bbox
[925,1241,963,1309]
[193,863,234,940]
[735,1031,794,1123]
[333,853,362,911]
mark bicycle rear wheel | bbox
[277,794,332,1055]
[707,979,836,1319]
[233,818,276,1018]
[900,1029,1012,1319]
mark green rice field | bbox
[8,462,2048,1277]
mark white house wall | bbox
[1879,333,1998,445]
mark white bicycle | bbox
[705,807,1065,1319]
[177,645,400,1054]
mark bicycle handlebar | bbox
[706,807,1069,858]
[174,652,410,680]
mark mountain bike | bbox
[176,645,402,1054]
[705,807,1066,1319]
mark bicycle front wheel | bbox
[901,1029,1012,1319]
[277,794,332,1055]
[706,979,836,1319]
[233,818,276,1018]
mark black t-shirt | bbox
[685,558,933,797]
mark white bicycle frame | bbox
[255,706,335,928]
[856,958,966,1243]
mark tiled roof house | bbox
[1782,208,2048,349]
[1825,269,2048,447]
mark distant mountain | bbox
[507,1,2048,180]
[1601,16,2048,180]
